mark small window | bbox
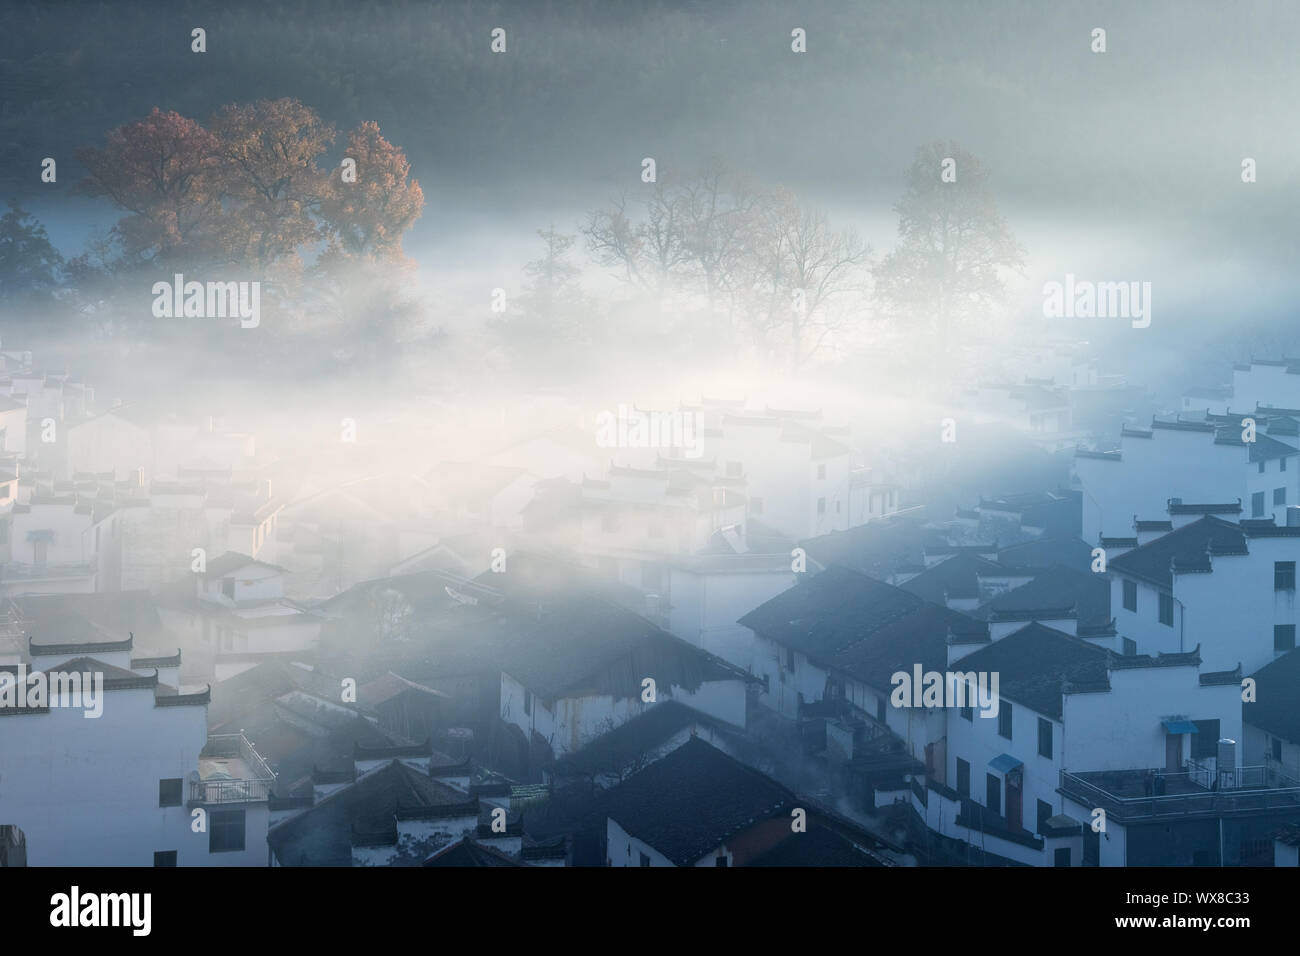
[1193,719,1220,759]
[1038,718,1053,759]
[817,497,826,515]
[209,809,246,853]
[1259,461,1266,475]
[1253,491,1266,516]
[1054,847,1071,867]
[1283,457,1289,472]
[784,648,796,673]
[1122,579,1137,612]
[955,758,970,797]
[715,855,729,867]
[817,464,826,480]
[1276,487,1287,506]
[159,778,183,807]
[998,702,1013,740]
[1275,625,1296,652]
[523,689,533,716]
[154,851,177,867]
[1276,561,1295,591]
[639,852,650,867]
[221,577,236,599]
[1158,592,1174,627]
[750,497,763,515]
[876,696,886,723]
[1122,637,1137,656]
[1273,738,1283,762]
[1037,799,1052,834]
[986,774,1001,815]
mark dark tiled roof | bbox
[490,597,743,699]
[604,738,796,866]
[1212,430,1299,462]
[423,837,524,867]
[739,566,923,664]
[1245,649,1300,743]
[268,760,472,866]
[551,700,732,779]
[1134,520,1172,532]
[828,600,970,691]
[746,826,883,867]
[1107,516,1246,589]
[798,515,942,579]
[982,565,1110,627]
[995,536,1094,573]
[952,623,1109,719]
[901,553,1008,603]
[1166,500,1242,516]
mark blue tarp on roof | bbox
[1162,719,1199,735]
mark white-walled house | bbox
[1073,420,1262,545]
[1108,515,1300,674]
[930,622,1247,867]
[156,552,321,682]
[0,395,27,459]
[1,493,116,597]
[495,595,749,762]
[0,636,271,866]
[739,565,984,779]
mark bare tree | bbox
[741,187,871,372]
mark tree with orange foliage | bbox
[73,108,221,264]
[208,97,335,275]
[318,120,424,265]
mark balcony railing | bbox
[190,733,276,805]
[1060,766,1300,822]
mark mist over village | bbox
[3,0,1300,890]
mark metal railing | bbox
[190,733,276,804]
[1060,766,1300,821]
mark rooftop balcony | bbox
[1060,764,1300,823]
[191,733,276,804]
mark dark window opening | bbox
[1158,592,1174,627]
[1275,625,1296,652]
[209,809,245,853]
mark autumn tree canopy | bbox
[74,100,424,279]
